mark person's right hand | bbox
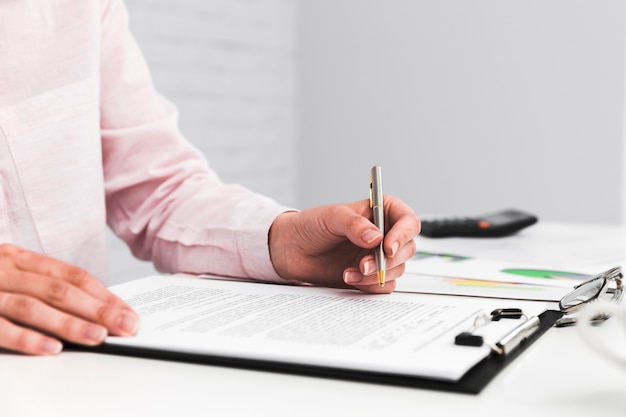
[0,244,139,355]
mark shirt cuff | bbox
[234,198,299,284]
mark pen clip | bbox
[369,175,373,208]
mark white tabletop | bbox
[2,221,626,417]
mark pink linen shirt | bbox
[0,0,288,285]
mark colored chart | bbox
[447,278,544,291]
[501,269,590,282]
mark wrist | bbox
[268,210,300,280]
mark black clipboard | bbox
[69,309,562,395]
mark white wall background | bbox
[108,0,626,283]
[298,0,626,225]
[126,0,298,202]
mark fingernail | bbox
[118,311,140,334]
[391,242,399,257]
[361,229,382,244]
[40,339,62,355]
[85,324,107,342]
[344,270,364,284]
[363,260,375,275]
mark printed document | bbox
[105,274,547,382]
[397,251,590,301]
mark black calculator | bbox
[419,209,538,238]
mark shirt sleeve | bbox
[98,0,290,282]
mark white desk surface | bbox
[2,221,626,417]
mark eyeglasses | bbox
[555,266,623,327]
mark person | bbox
[0,1,420,356]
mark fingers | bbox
[0,270,139,337]
[343,266,400,294]
[368,238,415,273]
[326,197,419,254]
[343,227,416,292]
[0,292,110,350]
[382,196,421,257]
[343,260,406,290]
[321,196,418,294]
[0,244,139,356]
[0,316,63,355]
[4,244,124,304]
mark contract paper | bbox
[105,275,547,382]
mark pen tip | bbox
[378,270,386,287]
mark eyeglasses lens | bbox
[560,277,606,311]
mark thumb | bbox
[321,205,383,249]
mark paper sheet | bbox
[105,275,548,382]
[396,250,596,301]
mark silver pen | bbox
[369,165,386,287]
[495,315,541,355]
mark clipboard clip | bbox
[455,308,541,356]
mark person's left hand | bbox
[268,195,420,293]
